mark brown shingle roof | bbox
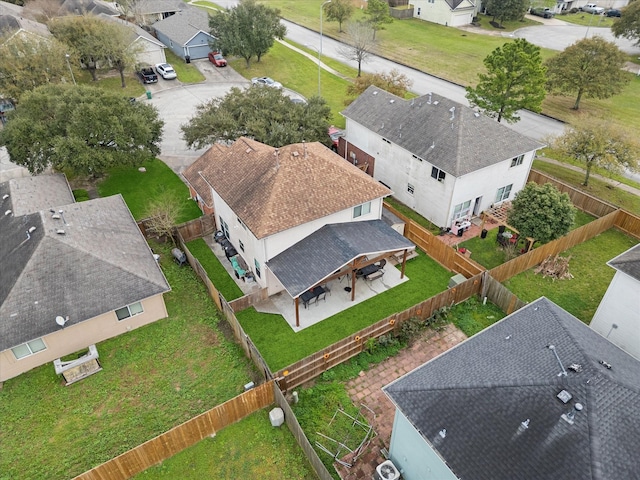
[183,143,227,208]
[196,137,392,239]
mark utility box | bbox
[448,273,467,289]
[269,407,284,427]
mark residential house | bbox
[413,0,477,26]
[0,175,170,382]
[153,5,214,60]
[99,14,166,66]
[58,0,120,17]
[120,0,182,26]
[0,2,50,43]
[590,243,640,360]
[183,138,414,321]
[341,87,545,229]
[383,297,640,480]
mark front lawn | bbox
[98,158,202,222]
[558,12,615,27]
[165,49,206,84]
[186,238,244,300]
[0,242,257,480]
[237,250,452,371]
[134,409,318,479]
[504,228,638,322]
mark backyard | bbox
[186,238,244,301]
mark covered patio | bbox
[265,220,415,331]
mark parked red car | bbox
[328,126,345,152]
[208,51,227,67]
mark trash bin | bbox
[185,55,191,64]
[146,90,152,100]
[498,225,506,234]
[481,228,488,239]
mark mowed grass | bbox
[164,49,206,84]
[0,242,257,480]
[448,295,506,337]
[134,409,318,479]
[237,250,452,371]
[98,158,202,222]
[186,238,244,300]
[558,12,615,27]
[504,228,638,323]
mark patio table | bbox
[300,286,326,308]
[356,264,381,278]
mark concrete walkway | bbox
[334,323,467,480]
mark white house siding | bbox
[134,38,166,66]
[389,410,458,480]
[0,294,168,382]
[590,272,640,360]
[413,0,474,26]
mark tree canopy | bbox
[545,37,630,110]
[364,0,393,39]
[325,0,354,32]
[485,0,528,27]
[466,38,546,123]
[209,0,286,67]
[339,21,376,77]
[346,69,412,103]
[553,120,639,186]
[0,85,164,176]
[507,182,576,244]
[611,0,640,46]
[181,86,333,149]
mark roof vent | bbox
[2,194,8,200]
[4,209,11,216]
[432,428,446,447]
[449,106,456,121]
[292,151,299,157]
[52,213,61,219]
[474,112,480,117]
[427,92,432,104]
[561,403,583,425]
[245,148,252,153]
[568,363,582,373]
[389,99,395,104]
[599,360,612,370]
[557,390,572,404]
[56,229,66,235]
[373,90,378,95]
[433,100,439,105]
[28,226,36,234]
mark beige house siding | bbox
[0,294,168,382]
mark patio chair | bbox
[378,259,387,272]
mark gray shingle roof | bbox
[153,5,212,45]
[607,243,640,282]
[384,297,640,480]
[7,174,74,216]
[0,11,50,39]
[267,220,415,297]
[342,86,545,177]
[59,0,120,16]
[0,190,170,351]
[133,0,182,15]
[98,14,166,47]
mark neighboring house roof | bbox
[183,143,228,209]
[192,137,392,239]
[607,243,640,281]
[153,5,212,46]
[132,0,182,15]
[98,14,166,49]
[342,86,544,177]
[59,0,120,16]
[0,11,50,39]
[0,179,170,351]
[444,0,474,9]
[267,220,415,297]
[7,174,74,216]
[384,297,640,480]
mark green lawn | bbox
[447,295,507,337]
[98,158,202,222]
[473,13,543,31]
[134,409,318,479]
[504,228,638,322]
[165,49,206,84]
[237,250,453,371]
[0,242,257,480]
[186,238,244,300]
[558,12,615,27]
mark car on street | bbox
[137,66,158,84]
[251,76,282,89]
[155,63,177,80]
[581,3,605,14]
[605,8,621,16]
[530,7,554,18]
[208,51,227,67]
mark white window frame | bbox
[495,184,513,203]
[431,166,446,182]
[452,200,472,221]
[254,259,261,278]
[510,155,524,167]
[407,183,415,195]
[353,201,372,218]
[115,301,144,321]
[12,338,47,360]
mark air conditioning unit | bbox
[376,459,400,480]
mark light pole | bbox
[306,44,321,96]
[319,0,331,96]
[65,53,76,86]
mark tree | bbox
[346,69,412,103]
[466,39,546,123]
[545,37,630,110]
[325,0,354,32]
[363,0,393,39]
[338,21,376,77]
[553,120,639,186]
[611,0,640,46]
[507,182,576,244]
[181,86,332,149]
[0,84,164,176]
[0,34,72,101]
[209,0,286,67]
[484,0,528,27]
[23,0,64,23]
[143,194,184,244]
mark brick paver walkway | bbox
[334,323,467,479]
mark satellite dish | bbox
[55,316,66,327]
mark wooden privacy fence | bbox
[73,381,275,480]
[275,274,483,392]
[175,214,216,242]
[177,232,222,311]
[383,203,484,278]
[614,209,640,239]
[481,272,527,315]
[273,386,335,480]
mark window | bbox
[12,338,46,359]
[382,138,391,144]
[353,202,372,218]
[115,302,143,321]
[431,167,446,182]
[254,259,261,278]
[412,154,423,162]
[495,184,513,203]
[417,7,421,14]
[239,240,245,252]
[407,183,415,195]
[453,200,472,220]
[510,155,524,167]
[220,217,229,239]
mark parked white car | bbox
[155,63,177,80]
[251,76,282,89]
[581,3,604,14]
